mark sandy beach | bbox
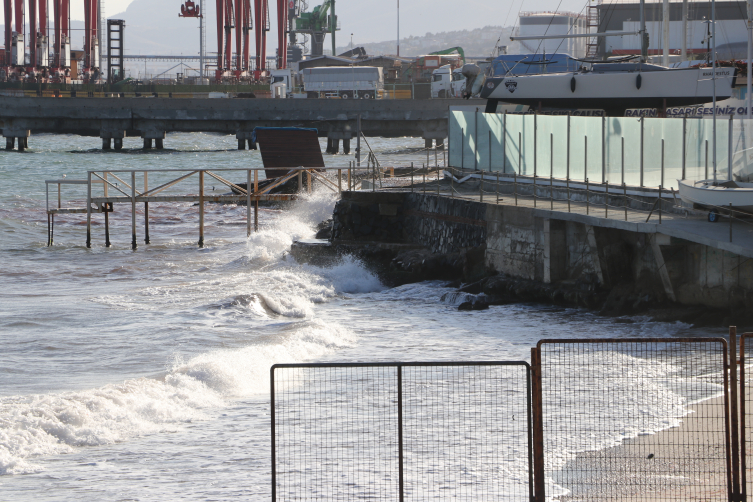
[553,394,730,501]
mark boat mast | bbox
[745,0,753,120]
[713,0,717,182]
[640,0,647,62]
[662,0,670,66]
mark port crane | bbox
[2,0,100,82]
[291,0,338,57]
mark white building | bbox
[517,12,589,59]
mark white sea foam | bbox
[0,319,354,475]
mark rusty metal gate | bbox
[271,362,532,502]
[532,338,732,502]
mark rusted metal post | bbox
[247,170,252,237]
[397,364,404,502]
[741,334,749,501]
[254,199,259,232]
[586,178,590,215]
[104,172,110,247]
[144,172,150,244]
[728,202,733,242]
[308,170,312,194]
[531,346,545,502]
[730,326,742,500]
[254,169,258,194]
[298,169,303,193]
[131,171,137,250]
[198,171,204,248]
[496,171,500,204]
[86,172,92,248]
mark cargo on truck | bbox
[303,66,383,99]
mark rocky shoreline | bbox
[296,222,753,329]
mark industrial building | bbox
[517,11,589,60]
[596,0,749,60]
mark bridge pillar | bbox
[155,138,164,149]
[425,138,433,149]
[236,131,256,151]
[437,138,445,150]
[141,130,166,150]
[114,138,123,151]
[4,129,29,151]
[343,139,351,155]
[238,138,246,150]
[248,139,257,150]
[100,129,125,151]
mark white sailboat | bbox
[479,63,737,115]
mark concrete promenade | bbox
[0,97,485,151]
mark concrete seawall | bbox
[330,191,753,319]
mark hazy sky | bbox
[2,0,597,44]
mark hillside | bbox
[334,26,519,59]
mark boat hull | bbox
[480,67,736,114]
[678,179,753,213]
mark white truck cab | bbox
[431,65,465,98]
[270,69,292,98]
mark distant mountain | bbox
[334,26,519,59]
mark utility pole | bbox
[397,0,400,56]
[331,0,336,55]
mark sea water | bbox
[0,133,725,500]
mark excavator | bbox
[294,0,339,57]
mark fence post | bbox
[567,115,571,212]
[661,139,665,188]
[461,128,464,170]
[682,114,687,180]
[397,364,405,502]
[730,327,742,500]
[474,108,479,171]
[640,116,645,187]
[270,366,276,502]
[531,347,546,502]
[586,178,590,215]
[503,112,507,174]
[601,115,606,183]
[706,140,709,180]
[729,113,734,181]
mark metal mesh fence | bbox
[271,362,532,502]
[538,339,729,502]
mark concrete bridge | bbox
[0,97,485,152]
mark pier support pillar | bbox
[236,131,256,151]
[102,138,112,150]
[155,138,164,149]
[238,138,246,150]
[5,137,14,150]
[326,138,333,153]
[585,225,605,286]
[143,138,153,149]
[436,138,445,150]
[114,138,123,151]
[101,129,125,151]
[343,139,351,155]
[248,140,257,150]
[425,138,433,150]
[4,129,29,151]
[650,234,677,302]
[332,139,340,154]
[17,137,26,152]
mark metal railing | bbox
[271,362,533,502]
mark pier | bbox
[46,166,370,249]
[0,97,484,152]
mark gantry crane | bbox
[3,0,100,82]
[291,0,337,57]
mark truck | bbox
[302,66,383,99]
[431,65,466,98]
